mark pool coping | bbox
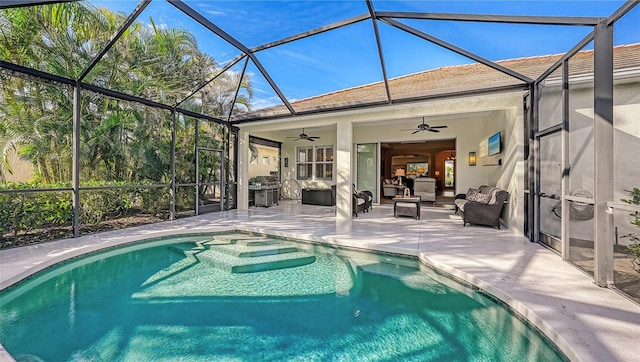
[1,206,640,361]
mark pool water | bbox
[0,233,565,361]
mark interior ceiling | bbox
[383,139,455,157]
[1,1,633,127]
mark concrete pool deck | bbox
[1,201,639,362]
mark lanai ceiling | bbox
[1,1,638,126]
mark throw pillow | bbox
[466,188,479,201]
[467,191,491,204]
[476,193,492,204]
[488,189,498,205]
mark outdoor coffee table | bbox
[393,197,422,220]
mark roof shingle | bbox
[234,43,640,121]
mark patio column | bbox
[336,121,353,221]
[593,20,614,286]
[237,129,250,211]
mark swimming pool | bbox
[0,232,566,361]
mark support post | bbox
[72,83,81,237]
[525,87,535,241]
[236,129,250,211]
[195,120,199,215]
[532,84,541,243]
[561,60,570,260]
[170,109,176,220]
[593,20,614,286]
[336,121,353,221]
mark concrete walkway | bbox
[1,201,639,362]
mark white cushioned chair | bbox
[382,179,396,199]
[413,177,436,204]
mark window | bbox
[444,159,454,187]
[296,146,313,180]
[315,146,333,180]
[296,145,333,180]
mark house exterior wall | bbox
[241,90,527,233]
[276,129,337,190]
[537,73,640,243]
[248,144,279,180]
[0,146,34,183]
[613,79,640,247]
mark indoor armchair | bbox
[413,177,436,203]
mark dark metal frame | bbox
[0,0,638,245]
[195,147,225,216]
[3,0,630,126]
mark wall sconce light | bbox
[434,170,440,177]
[469,152,476,166]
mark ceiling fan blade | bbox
[411,130,420,134]
[308,138,316,141]
[430,125,447,129]
[429,129,440,133]
[308,136,320,139]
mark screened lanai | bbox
[1,0,640,302]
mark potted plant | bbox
[621,188,640,272]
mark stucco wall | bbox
[242,91,526,233]
[248,144,279,180]
[613,80,640,246]
[0,144,34,183]
[538,75,640,243]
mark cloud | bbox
[251,96,282,110]
[205,10,226,17]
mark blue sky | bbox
[90,0,638,109]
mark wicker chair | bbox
[455,186,509,229]
[353,184,372,212]
[353,193,367,217]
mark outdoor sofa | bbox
[454,185,509,229]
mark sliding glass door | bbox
[356,143,378,203]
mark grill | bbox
[250,175,280,207]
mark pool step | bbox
[169,235,316,274]
[196,250,316,273]
[167,242,202,255]
[211,234,271,243]
[210,243,299,258]
[235,239,281,247]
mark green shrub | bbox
[1,182,170,240]
[0,184,73,237]
[621,188,640,271]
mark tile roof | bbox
[235,43,640,121]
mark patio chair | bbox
[455,186,509,229]
[353,193,366,217]
[353,184,372,212]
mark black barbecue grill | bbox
[250,175,280,207]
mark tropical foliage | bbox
[0,2,250,242]
[621,188,640,272]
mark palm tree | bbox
[1,3,250,187]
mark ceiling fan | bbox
[401,117,448,134]
[287,128,321,141]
